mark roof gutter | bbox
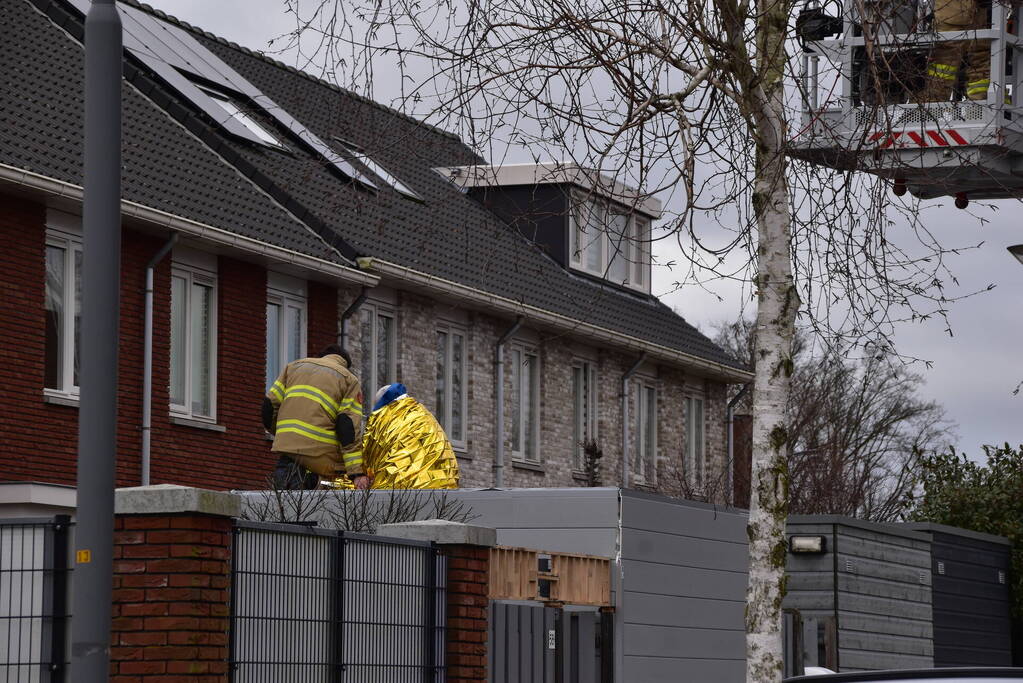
[0,162,380,288]
[362,258,753,382]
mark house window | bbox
[436,325,468,446]
[572,360,598,470]
[44,232,82,394]
[685,396,706,486]
[570,195,652,292]
[634,381,657,484]
[508,345,540,462]
[169,264,217,420]
[266,286,307,391]
[334,138,421,200]
[360,303,397,407]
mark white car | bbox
[785,668,1023,682]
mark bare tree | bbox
[244,479,478,533]
[275,0,991,677]
[718,318,952,521]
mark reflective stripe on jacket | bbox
[267,354,364,477]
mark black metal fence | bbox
[229,520,447,683]
[0,516,71,683]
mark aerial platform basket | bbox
[791,0,1023,205]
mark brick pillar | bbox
[110,485,241,683]
[377,520,497,683]
[444,545,490,681]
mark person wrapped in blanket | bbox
[328,383,460,490]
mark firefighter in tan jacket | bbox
[922,0,990,101]
[262,345,369,490]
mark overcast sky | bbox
[145,0,1023,456]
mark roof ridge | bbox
[122,0,465,143]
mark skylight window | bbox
[197,86,285,149]
[335,138,421,200]
[65,0,378,189]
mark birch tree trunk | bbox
[745,2,798,679]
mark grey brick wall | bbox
[336,284,734,502]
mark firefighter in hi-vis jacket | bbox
[922,0,990,101]
[262,344,368,490]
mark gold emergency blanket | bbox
[329,396,459,489]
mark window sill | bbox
[43,390,80,408]
[453,447,472,461]
[170,415,226,433]
[511,459,545,473]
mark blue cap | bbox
[372,383,408,412]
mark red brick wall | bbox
[0,197,60,480]
[307,280,339,354]
[444,545,490,681]
[111,513,232,682]
[0,194,334,490]
[147,256,275,490]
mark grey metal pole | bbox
[72,0,122,679]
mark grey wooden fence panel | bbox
[531,607,545,682]
[575,613,596,683]
[618,494,748,683]
[624,655,746,682]
[620,530,749,570]
[835,523,933,671]
[620,495,749,541]
[839,649,933,671]
[623,592,745,630]
[624,623,746,659]
[625,562,747,601]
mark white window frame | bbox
[508,343,541,463]
[685,395,707,487]
[568,193,652,293]
[435,322,469,449]
[169,263,218,422]
[360,302,398,406]
[43,227,83,397]
[633,378,658,485]
[265,279,308,392]
[571,359,599,471]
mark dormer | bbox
[436,162,661,294]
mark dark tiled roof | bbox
[2,0,746,373]
[1,0,344,264]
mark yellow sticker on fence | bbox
[76,549,92,564]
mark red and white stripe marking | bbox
[867,129,968,148]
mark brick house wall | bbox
[344,283,733,501]
[1,193,733,500]
[0,194,337,490]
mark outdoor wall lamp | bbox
[789,535,828,554]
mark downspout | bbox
[726,383,751,506]
[339,285,370,348]
[493,316,524,488]
[620,353,647,489]
[141,232,178,486]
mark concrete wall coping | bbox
[377,519,497,547]
[0,482,77,508]
[114,485,242,518]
